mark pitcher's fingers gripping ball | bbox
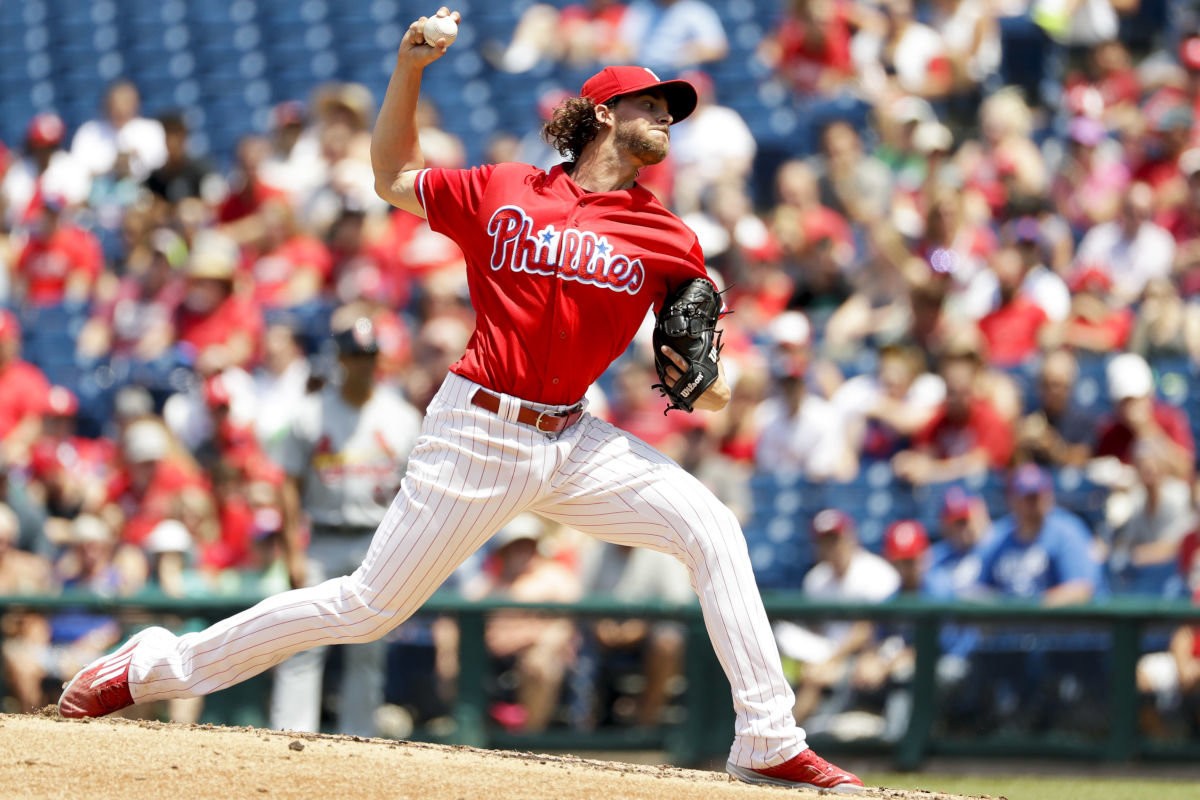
[423,13,458,46]
[407,7,461,55]
[652,278,725,413]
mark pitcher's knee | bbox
[679,505,744,558]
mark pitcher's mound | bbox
[0,713,993,800]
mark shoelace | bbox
[94,679,128,712]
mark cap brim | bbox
[607,79,698,124]
[659,80,698,124]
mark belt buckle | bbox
[534,409,557,433]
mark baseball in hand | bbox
[423,15,458,47]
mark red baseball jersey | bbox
[417,162,707,405]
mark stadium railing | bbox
[2,592,1198,768]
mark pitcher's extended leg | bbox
[536,415,803,769]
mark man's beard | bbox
[614,119,668,165]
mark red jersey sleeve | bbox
[416,164,500,238]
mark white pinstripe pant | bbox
[129,372,805,768]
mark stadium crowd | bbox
[1,0,1199,743]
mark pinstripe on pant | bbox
[128,372,805,768]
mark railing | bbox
[3,592,1199,767]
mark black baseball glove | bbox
[651,278,725,413]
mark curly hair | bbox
[542,96,603,161]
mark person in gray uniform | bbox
[271,317,423,735]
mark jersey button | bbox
[552,378,560,385]
[559,331,567,339]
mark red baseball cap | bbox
[812,508,854,537]
[580,66,698,124]
[1067,264,1113,293]
[26,113,65,149]
[884,520,930,561]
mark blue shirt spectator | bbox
[974,465,1101,604]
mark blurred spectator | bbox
[1133,104,1194,207]
[928,0,1001,97]
[812,120,893,225]
[28,387,118,537]
[245,200,333,310]
[250,321,311,463]
[774,510,900,723]
[174,233,264,375]
[972,464,1101,605]
[616,0,729,72]
[831,343,944,464]
[486,0,629,74]
[977,246,1050,368]
[1137,584,1200,736]
[260,101,323,209]
[1005,215,1071,324]
[1015,349,1096,468]
[926,488,989,599]
[1164,148,1200,284]
[845,519,930,741]
[0,503,55,711]
[893,346,1014,485]
[70,80,166,183]
[960,89,1047,215]
[1105,443,1198,594]
[668,71,756,215]
[273,318,422,736]
[1047,264,1133,353]
[1061,41,1140,128]
[216,135,288,232]
[876,95,938,192]
[329,206,411,312]
[143,518,204,599]
[683,182,780,301]
[14,196,104,306]
[1050,116,1130,232]
[916,183,998,322]
[0,113,90,227]
[1094,353,1194,482]
[579,541,692,728]
[754,315,855,480]
[1129,277,1200,364]
[144,113,214,206]
[105,418,210,548]
[78,228,185,361]
[771,160,856,315]
[758,0,865,95]
[854,0,954,102]
[469,515,583,733]
[1075,182,1176,305]
[0,311,51,467]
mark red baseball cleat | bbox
[727,748,865,793]
[58,627,171,719]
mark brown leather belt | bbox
[470,388,584,435]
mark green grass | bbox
[865,772,1200,800]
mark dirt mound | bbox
[0,713,994,800]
